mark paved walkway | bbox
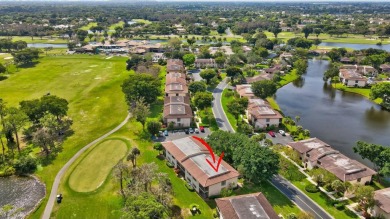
[42,114,131,219]
[211,80,332,219]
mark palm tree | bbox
[127,147,141,167]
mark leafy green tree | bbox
[314,28,322,38]
[168,38,182,50]
[302,26,313,39]
[130,97,150,129]
[331,180,346,194]
[6,107,28,153]
[226,66,243,80]
[294,59,308,75]
[323,63,341,81]
[122,193,165,218]
[76,29,88,42]
[183,53,195,66]
[113,161,130,199]
[354,141,390,178]
[251,133,266,142]
[193,92,214,109]
[227,98,248,125]
[237,122,253,135]
[287,38,313,49]
[13,155,37,175]
[355,185,375,216]
[269,26,282,38]
[186,38,196,46]
[40,95,69,119]
[370,82,390,109]
[207,130,279,182]
[12,48,39,65]
[153,143,164,155]
[32,127,55,156]
[0,63,5,74]
[189,81,207,94]
[200,69,217,84]
[122,74,161,105]
[251,80,277,99]
[146,119,161,137]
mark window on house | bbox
[355,80,358,83]
[357,178,361,182]
[317,160,321,165]
[177,118,181,122]
[221,181,226,186]
[176,93,179,96]
[266,118,270,122]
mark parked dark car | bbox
[184,129,189,134]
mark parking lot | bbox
[154,127,211,142]
[265,131,293,145]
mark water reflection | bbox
[276,59,390,166]
[0,176,45,219]
[292,76,305,88]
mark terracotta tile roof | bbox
[167,59,185,73]
[162,137,240,187]
[380,64,390,70]
[245,73,272,84]
[163,95,193,119]
[215,193,279,219]
[287,138,331,154]
[318,152,376,182]
[339,69,367,81]
[247,98,283,120]
[236,85,255,98]
[288,138,376,182]
[374,188,390,214]
[166,72,186,80]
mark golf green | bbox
[68,139,128,193]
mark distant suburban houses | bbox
[215,193,279,219]
[162,137,240,198]
[194,58,219,69]
[287,138,376,185]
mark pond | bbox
[319,42,390,51]
[275,59,390,166]
[27,43,68,48]
[0,176,45,219]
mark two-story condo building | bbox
[162,137,240,198]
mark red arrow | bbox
[192,136,224,172]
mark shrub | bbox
[166,161,174,168]
[13,156,37,175]
[185,183,195,191]
[0,75,8,81]
[0,166,15,177]
[305,184,319,193]
[286,213,298,219]
[335,203,345,210]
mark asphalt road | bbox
[211,79,235,132]
[270,175,333,219]
[42,114,131,219]
[212,80,333,219]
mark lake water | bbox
[0,176,45,219]
[27,43,67,48]
[320,42,390,51]
[275,59,390,165]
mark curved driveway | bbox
[42,114,131,219]
[211,81,332,219]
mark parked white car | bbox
[278,130,286,136]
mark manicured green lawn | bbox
[331,83,382,104]
[79,22,98,31]
[221,89,238,130]
[235,181,301,217]
[0,55,130,218]
[68,139,128,192]
[293,179,357,218]
[266,97,281,111]
[109,21,125,31]
[0,36,68,44]
[278,69,300,88]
